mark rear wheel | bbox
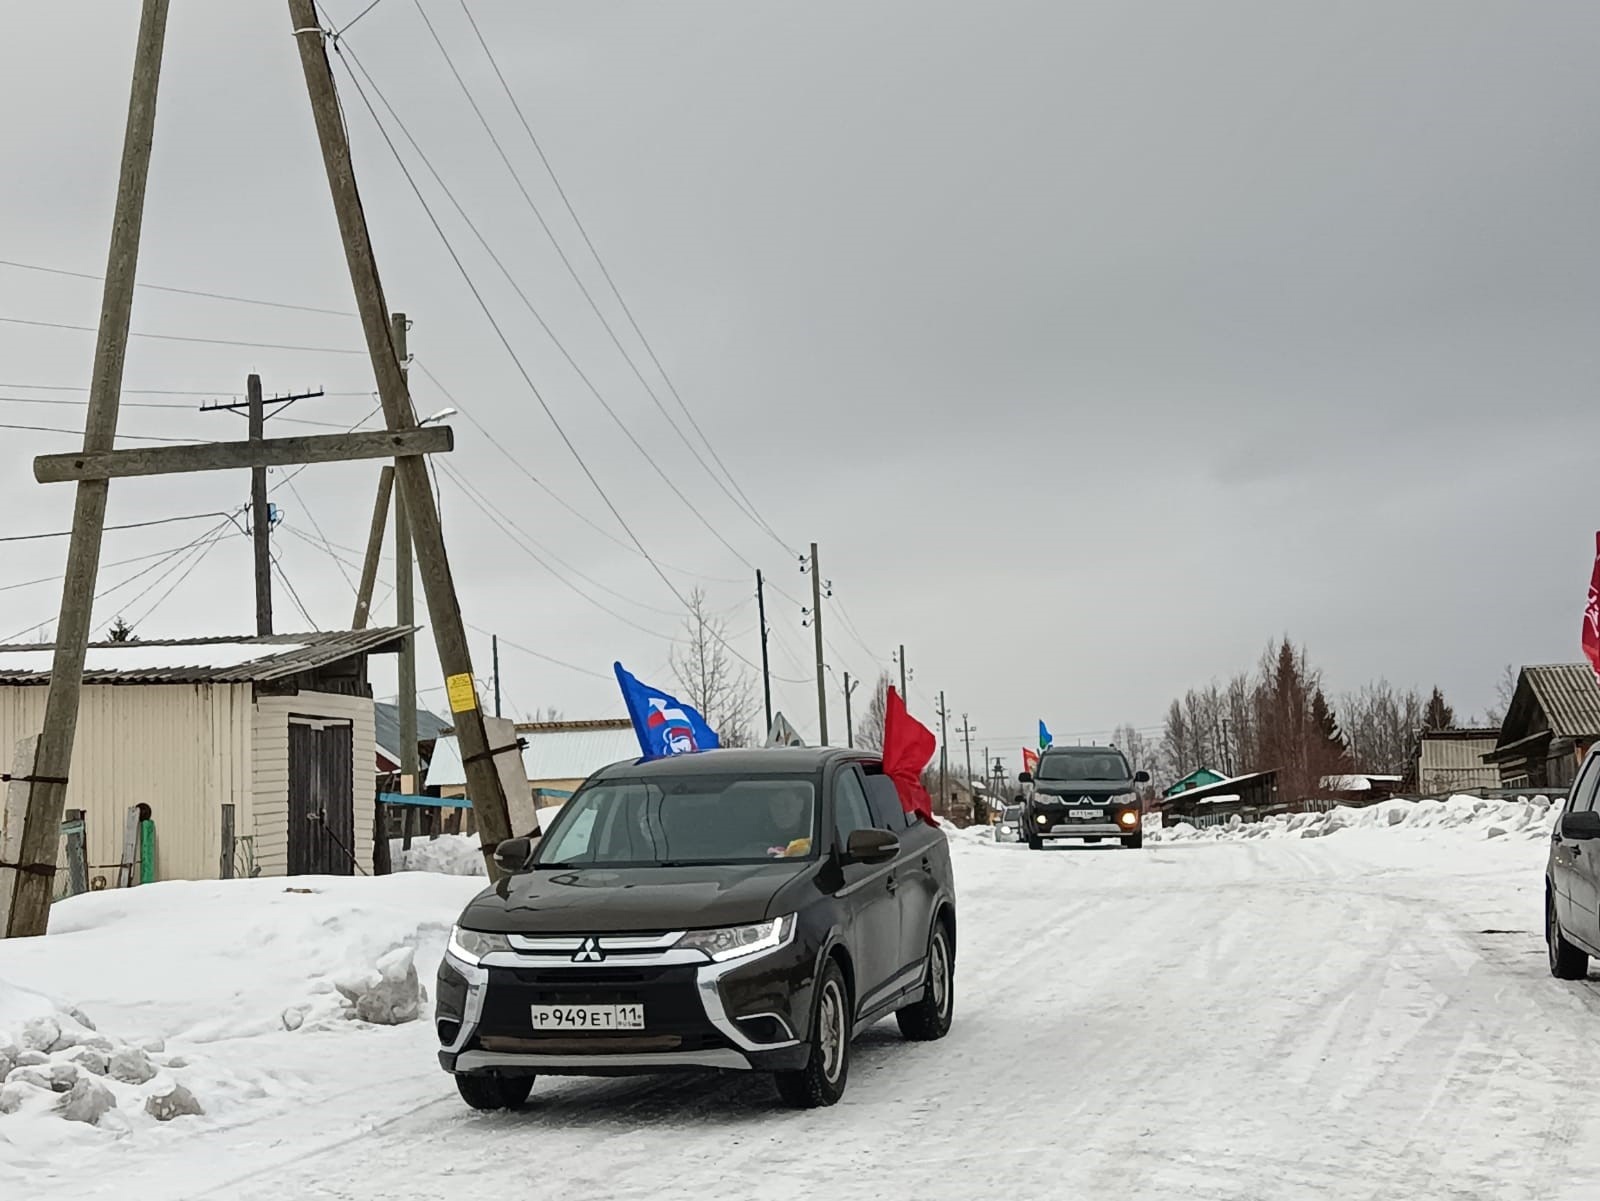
[455,1072,534,1111]
[1121,831,1144,849]
[896,923,954,1041]
[1548,890,1589,980]
[775,960,850,1108]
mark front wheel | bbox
[1548,891,1589,980]
[455,1072,534,1111]
[1122,831,1143,849]
[775,960,851,1108]
[896,924,954,1041]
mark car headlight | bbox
[1119,811,1138,827]
[448,925,511,965]
[676,914,795,962]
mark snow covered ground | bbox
[5,795,1600,1200]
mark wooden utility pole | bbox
[351,465,394,629]
[843,671,860,748]
[895,644,908,700]
[958,713,979,822]
[248,374,271,634]
[202,379,326,635]
[808,543,828,745]
[390,313,419,833]
[492,634,502,718]
[289,3,512,876]
[755,569,772,736]
[936,691,950,817]
[2,0,170,939]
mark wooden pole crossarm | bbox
[34,426,452,483]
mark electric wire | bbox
[0,258,356,318]
[0,315,366,355]
[464,623,611,682]
[454,0,793,554]
[0,510,243,545]
[0,421,208,443]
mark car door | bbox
[1556,754,1600,943]
[863,767,941,984]
[830,764,902,1019]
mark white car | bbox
[993,803,1025,843]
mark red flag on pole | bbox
[1584,532,1600,677]
[1022,747,1040,775]
[882,686,937,827]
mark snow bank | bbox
[391,834,487,877]
[1152,793,1558,844]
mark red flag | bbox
[882,686,937,827]
[1022,747,1040,775]
[1585,532,1600,677]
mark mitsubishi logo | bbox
[571,937,605,963]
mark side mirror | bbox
[493,835,535,874]
[846,828,900,865]
[1560,810,1600,841]
[1018,771,1033,784]
[1134,770,1151,785]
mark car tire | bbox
[1121,831,1143,849]
[1547,890,1589,981]
[775,959,851,1109]
[895,923,954,1042]
[455,1072,534,1111]
[1025,825,1043,850]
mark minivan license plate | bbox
[1068,809,1100,819]
[530,1004,645,1031]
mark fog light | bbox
[1119,811,1138,827]
[1036,814,1049,826]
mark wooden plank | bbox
[62,809,88,897]
[0,737,40,934]
[34,426,452,484]
[220,802,235,880]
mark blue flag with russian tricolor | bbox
[614,662,721,759]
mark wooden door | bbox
[288,717,355,875]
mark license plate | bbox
[530,1004,645,1031]
[1068,809,1101,819]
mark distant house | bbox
[428,718,640,803]
[1163,767,1229,798]
[1403,728,1500,795]
[372,700,452,778]
[0,630,405,883]
[1317,774,1402,803]
[1485,665,1600,790]
[1159,771,1279,826]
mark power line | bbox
[464,623,611,682]
[0,510,244,545]
[0,545,207,597]
[269,550,318,628]
[0,314,366,355]
[0,421,207,443]
[0,257,356,318]
[120,529,232,627]
[331,46,775,677]
[407,1,785,557]
[282,476,358,597]
[338,36,764,578]
[454,0,793,554]
[0,382,377,398]
[0,393,193,410]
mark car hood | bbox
[1032,784,1135,801]
[457,861,811,934]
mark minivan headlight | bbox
[448,926,511,965]
[676,914,795,962]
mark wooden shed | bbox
[1484,665,1600,791]
[0,629,405,884]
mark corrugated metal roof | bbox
[427,722,641,788]
[0,629,410,685]
[1523,664,1600,738]
[373,700,452,761]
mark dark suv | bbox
[1546,745,1600,980]
[437,747,957,1110]
[1017,745,1150,850]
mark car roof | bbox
[588,746,879,780]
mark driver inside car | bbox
[763,785,813,858]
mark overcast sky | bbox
[2,1,1598,759]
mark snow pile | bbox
[1153,793,1558,844]
[1,977,205,1138]
[391,834,487,877]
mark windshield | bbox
[1002,805,1023,820]
[533,774,819,868]
[1037,751,1131,782]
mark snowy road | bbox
[9,824,1600,1200]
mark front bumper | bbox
[436,929,812,1077]
[1040,823,1130,839]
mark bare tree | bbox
[855,673,892,752]
[1339,680,1425,775]
[106,616,135,642]
[671,589,757,747]
[1485,664,1519,727]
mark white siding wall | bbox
[0,683,252,883]
[1418,738,1500,794]
[251,691,375,877]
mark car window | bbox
[833,767,875,849]
[1569,755,1600,814]
[863,773,907,831]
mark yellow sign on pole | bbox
[446,672,478,714]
